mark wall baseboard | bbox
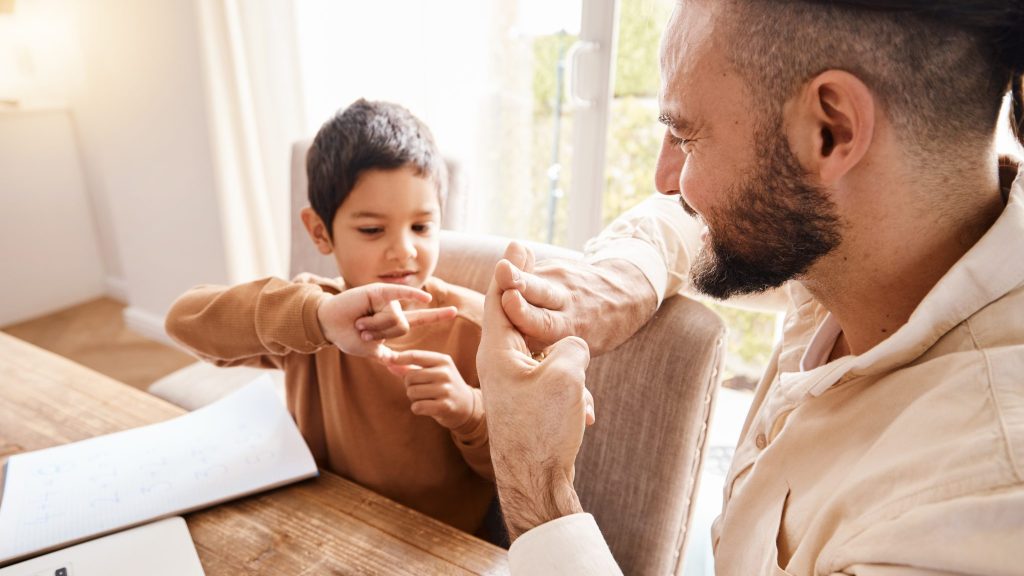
[105,276,128,302]
[123,306,174,347]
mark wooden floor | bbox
[1,297,196,391]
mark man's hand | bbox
[317,283,457,362]
[386,350,478,430]
[494,242,658,355]
[477,265,596,540]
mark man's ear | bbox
[786,70,875,186]
[300,207,334,255]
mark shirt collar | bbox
[795,163,1024,396]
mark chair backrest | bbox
[288,141,725,575]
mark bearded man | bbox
[478,1,1024,574]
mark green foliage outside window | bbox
[526,0,781,384]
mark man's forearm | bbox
[578,259,659,355]
[496,464,583,540]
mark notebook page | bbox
[0,375,317,564]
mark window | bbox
[294,0,612,247]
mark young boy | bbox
[165,99,496,537]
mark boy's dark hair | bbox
[306,99,447,238]
[719,0,1024,155]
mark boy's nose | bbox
[387,233,417,261]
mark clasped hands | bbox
[314,242,655,537]
[478,242,658,538]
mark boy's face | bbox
[327,166,441,290]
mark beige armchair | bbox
[152,141,725,575]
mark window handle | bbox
[567,40,600,109]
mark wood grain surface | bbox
[0,332,509,575]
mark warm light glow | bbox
[0,0,83,106]
[514,0,581,36]
[0,13,29,103]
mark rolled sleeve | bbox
[509,513,623,575]
[583,194,701,305]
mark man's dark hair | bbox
[721,0,1024,156]
[306,99,446,238]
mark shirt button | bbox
[755,434,767,449]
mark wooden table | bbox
[0,332,509,574]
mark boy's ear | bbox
[786,69,875,187]
[300,207,334,255]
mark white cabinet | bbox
[0,107,105,325]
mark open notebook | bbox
[0,376,316,566]
[0,517,204,576]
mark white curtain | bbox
[196,0,306,282]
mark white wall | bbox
[66,0,229,339]
[0,108,106,326]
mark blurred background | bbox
[0,0,790,388]
[1,1,1021,573]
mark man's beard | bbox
[687,124,843,299]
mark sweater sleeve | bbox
[165,276,332,369]
[449,387,494,480]
[432,280,495,480]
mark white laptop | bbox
[0,517,204,576]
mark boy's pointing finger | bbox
[405,306,458,327]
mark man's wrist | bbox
[497,467,583,540]
[584,259,659,354]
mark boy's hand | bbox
[387,350,477,430]
[317,283,457,362]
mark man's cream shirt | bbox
[509,168,1024,575]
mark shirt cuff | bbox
[509,513,622,575]
[584,237,669,305]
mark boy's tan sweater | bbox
[165,274,495,534]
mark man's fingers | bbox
[480,263,533,358]
[540,336,594,425]
[501,241,534,272]
[501,289,570,345]
[405,306,457,327]
[390,349,451,367]
[544,335,591,372]
[495,260,569,310]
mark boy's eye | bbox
[357,227,383,235]
[412,223,434,233]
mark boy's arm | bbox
[165,277,331,368]
[386,348,496,481]
[449,388,494,480]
